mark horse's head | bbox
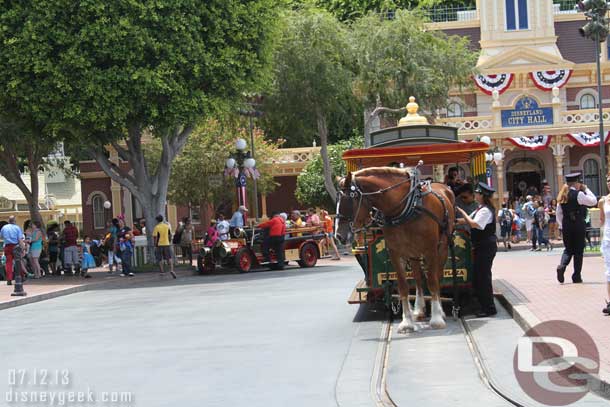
[335,173,371,245]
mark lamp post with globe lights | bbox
[225,138,260,223]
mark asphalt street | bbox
[0,262,381,407]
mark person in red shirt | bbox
[258,212,286,270]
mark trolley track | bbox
[371,315,526,407]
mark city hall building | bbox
[428,0,610,201]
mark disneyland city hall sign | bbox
[501,96,553,128]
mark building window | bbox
[506,0,528,31]
[584,158,600,196]
[580,94,596,109]
[190,204,201,224]
[447,102,464,118]
[92,195,106,229]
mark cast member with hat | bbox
[556,172,598,283]
[457,182,498,317]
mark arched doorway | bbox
[506,157,545,199]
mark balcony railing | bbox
[437,116,494,132]
[553,0,579,15]
[562,109,610,125]
[270,147,321,165]
[422,5,478,23]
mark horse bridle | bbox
[336,171,415,234]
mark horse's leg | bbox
[411,258,426,320]
[426,251,446,329]
[392,253,417,333]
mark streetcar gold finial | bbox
[398,96,429,126]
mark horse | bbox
[335,167,455,332]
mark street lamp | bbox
[577,0,609,194]
[239,97,264,220]
[225,138,260,222]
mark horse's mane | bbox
[352,167,411,178]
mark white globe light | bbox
[493,151,503,162]
[235,138,247,151]
[485,153,493,162]
[244,158,256,169]
[103,200,111,209]
[226,158,236,169]
[480,136,491,145]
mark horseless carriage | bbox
[197,226,327,273]
[335,98,489,330]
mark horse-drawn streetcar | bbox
[335,98,490,328]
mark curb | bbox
[494,281,610,400]
[0,267,196,312]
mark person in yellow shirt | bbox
[153,215,176,279]
[290,210,304,237]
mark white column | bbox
[551,142,568,188]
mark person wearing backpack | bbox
[497,203,513,250]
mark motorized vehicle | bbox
[197,225,327,273]
[343,100,490,316]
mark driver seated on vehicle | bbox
[258,212,286,269]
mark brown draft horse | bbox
[336,167,455,332]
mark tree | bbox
[350,9,478,140]
[296,137,363,208]
[0,117,60,225]
[263,8,360,200]
[0,1,281,246]
[151,118,281,211]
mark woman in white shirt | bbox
[457,182,498,317]
[597,175,610,315]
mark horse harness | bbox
[339,170,451,239]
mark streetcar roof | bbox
[342,141,489,170]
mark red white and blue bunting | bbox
[507,135,552,151]
[567,132,610,147]
[529,70,572,91]
[474,73,514,95]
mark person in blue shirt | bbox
[0,216,25,285]
[230,205,248,228]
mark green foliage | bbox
[351,9,478,113]
[296,137,363,208]
[152,119,281,207]
[0,0,281,137]
[262,7,362,147]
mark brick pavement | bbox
[493,250,610,383]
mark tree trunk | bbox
[0,147,43,226]
[316,109,337,199]
[92,125,193,263]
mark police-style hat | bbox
[565,172,582,183]
[474,182,495,196]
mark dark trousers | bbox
[122,251,132,274]
[532,225,548,249]
[473,240,497,312]
[181,244,192,263]
[559,223,585,278]
[268,236,285,269]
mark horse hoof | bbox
[413,311,426,321]
[429,318,446,329]
[397,321,417,334]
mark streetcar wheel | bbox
[297,243,318,268]
[235,248,253,273]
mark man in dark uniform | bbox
[556,172,598,284]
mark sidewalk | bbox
[493,250,610,383]
[0,265,196,310]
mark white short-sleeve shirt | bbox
[470,206,493,230]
